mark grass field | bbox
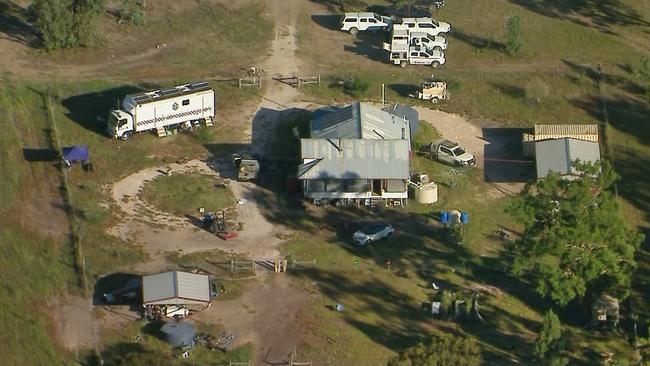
[141,174,235,216]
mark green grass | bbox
[141,173,235,216]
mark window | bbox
[360,18,368,22]
[344,18,355,23]
[118,119,128,128]
[410,52,419,57]
[405,23,415,28]
[182,99,190,106]
[440,146,452,155]
[369,18,377,23]
[420,23,433,28]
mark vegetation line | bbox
[44,85,88,294]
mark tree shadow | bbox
[0,1,37,46]
[93,273,142,306]
[482,127,535,183]
[563,59,646,95]
[308,0,370,13]
[490,82,525,100]
[449,28,506,52]
[60,84,156,136]
[509,0,650,34]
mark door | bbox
[372,180,382,196]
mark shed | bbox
[523,124,599,156]
[591,295,619,328]
[535,138,601,179]
[142,271,211,306]
[310,102,412,147]
[161,321,196,349]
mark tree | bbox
[508,161,643,306]
[32,0,105,50]
[505,15,524,55]
[32,0,76,50]
[524,78,550,104]
[388,334,482,366]
[121,0,145,25]
[534,310,563,359]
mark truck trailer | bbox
[107,81,216,140]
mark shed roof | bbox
[535,138,601,178]
[298,139,410,180]
[533,124,599,142]
[142,271,210,305]
[310,102,411,146]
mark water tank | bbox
[161,321,196,349]
[414,182,438,204]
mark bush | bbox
[505,15,524,55]
[634,56,650,80]
[121,0,145,25]
[534,310,563,360]
[32,0,105,50]
[524,78,550,104]
[343,76,370,97]
[440,290,454,319]
[388,334,482,366]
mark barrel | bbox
[461,212,469,224]
[440,211,449,224]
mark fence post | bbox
[318,74,321,85]
[238,78,242,89]
[297,76,301,88]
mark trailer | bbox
[107,81,216,140]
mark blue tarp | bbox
[62,145,89,162]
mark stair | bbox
[156,127,167,137]
[204,118,214,127]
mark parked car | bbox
[392,17,451,36]
[353,223,395,246]
[421,139,475,166]
[340,12,392,35]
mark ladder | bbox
[205,117,214,127]
[156,127,167,137]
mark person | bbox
[220,284,226,294]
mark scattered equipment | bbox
[107,81,215,140]
[232,153,260,181]
[202,210,238,240]
[62,145,92,170]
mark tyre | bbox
[349,27,358,35]
[365,239,373,246]
[431,61,440,68]
[430,97,439,104]
[120,131,132,141]
[433,46,442,52]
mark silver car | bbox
[353,223,395,246]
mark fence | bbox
[273,75,321,87]
[238,76,262,88]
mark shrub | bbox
[121,0,145,25]
[505,15,524,55]
[524,78,550,104]
[343,76,370,97]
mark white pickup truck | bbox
[385,44,446,68]
[340,12,392,35]
[393,17,451,36]
[410,32,447,51]
[421,139,475,166]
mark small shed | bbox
[142,271,211,306]
[523,124,599,157]
[535,138,601,179]
[161,321,196,349]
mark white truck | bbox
[387,29,447,51]
[340,12,392,35]
[421,139,475,166]
[107,81,216,140]
[384,43,446,67]
[392,17,451,36]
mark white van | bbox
[341,12,392,35]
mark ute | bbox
[422,139,475,166]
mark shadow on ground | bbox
[449,27,506,52]
[482,127,535,183]
[0,1,36,46]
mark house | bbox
[310,102,413,147]
[298,138,410,205]
[523,124,599,157]
[535,137,601,179]
[142,271,211,307]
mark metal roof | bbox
[142,271,210,305]
[533,124,599,142]
[128,81,212,105]
[298,139,410,180]
[535,138,601,178]
[310,102,411,146]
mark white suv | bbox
[393,17,451,36]
[341,12,392,35]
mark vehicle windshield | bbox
[374,14,381,21]
[452,146,466,155]
[423,48,433,56]
[427,34,436,41]
[361,224,386,235]
[107,113,118,128]
[431,20,439,27]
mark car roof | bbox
[344,12,377,17]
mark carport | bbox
[142,271,211,319]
